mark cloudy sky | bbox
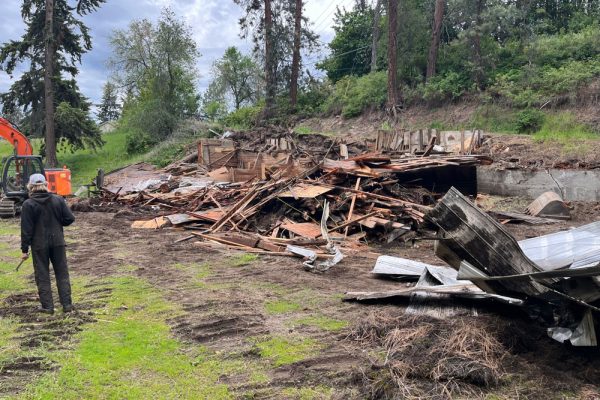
[0,0,354,109]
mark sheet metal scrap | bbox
[428,187,600,346]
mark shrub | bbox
[422,71,470,103]
[515,109,545,133]
[125,130,154,155]
[341,71,387,118]
[222,105,262,129]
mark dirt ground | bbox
[2,204,600,399]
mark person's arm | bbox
[59,197,75,226]
[20,202,35,255]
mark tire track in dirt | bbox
[55,212,408,397]
[0,283,111,397]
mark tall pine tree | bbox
[0,0,105,166]
[97,82,121,123]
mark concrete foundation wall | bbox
[477,167,600,201]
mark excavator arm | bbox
[0,117,33,156]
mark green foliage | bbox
[0,0,105,152]
[222,105,262,129]
[422,72,471,103]
[470,105,519,133]
[109,9,200,145]
[204,47,260,111]
[97,81,121,123]
[315,1,600,116]
[295,78,333,116]
[318,5,374,83]
[144,119,213,167]
[323,72,387,118]
[533,112,598,142]
[55,102,104,151]
[203,100,228,122]
[515,109,545,133]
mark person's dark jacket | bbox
[21,192,75,253]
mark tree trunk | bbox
[263,0,275,119]
[472,0,485,90]
[386,0,399,115]
[371,0,382,72]
[290,0,302,110]
[426,0,445,81]
[44,0,57,167]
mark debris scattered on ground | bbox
[348,188,600,346]
[76,130,488,268]
[74,128,600,348]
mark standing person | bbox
[20,173,75,314]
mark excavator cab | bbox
[0,155,45,217]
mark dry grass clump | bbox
[350,314,506,399]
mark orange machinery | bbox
[0,117,72,216]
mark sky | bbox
[0,0,355,110]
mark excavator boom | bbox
[0,118,33,156]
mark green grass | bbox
[253,336,322,367]
[282,386,334,400]
[0,315,20,364]
[0,218,30,294]
[294,125,315,135]
[0,130,142,189]
[265,300,301,314]
[22,276,234,399]
[292,315,348,332]
[229,253,259,267]
[533,112,598,142]
[0,219,20,236]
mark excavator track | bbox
[0,197,19,218]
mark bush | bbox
[515,109,545,133]
[125,130,154,155]
[144,119,212,167]
[422,72,470,103]
[320,72,387,118]
[342,71,387,118]
[222,105,262,129]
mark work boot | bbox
[63,304,74,313]
[38,307,54,315]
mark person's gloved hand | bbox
[21,253,29,260]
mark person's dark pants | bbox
[32,245,72,310]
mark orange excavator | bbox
[0,117,72,217]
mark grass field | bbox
[0,131,142,189]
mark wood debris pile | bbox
[97,162,487,258]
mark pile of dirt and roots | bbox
[348,312,600,400]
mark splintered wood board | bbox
[277,183,333,199]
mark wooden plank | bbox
[131,217,171,229]
[278,183,333,199]
[344,178,361,237]
[281,222,322,239]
